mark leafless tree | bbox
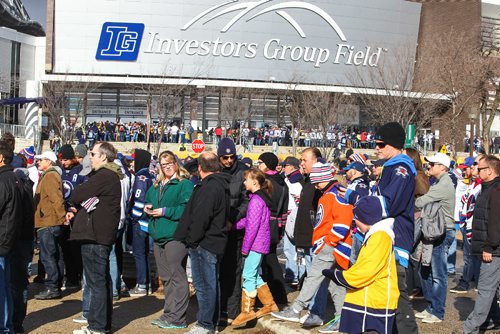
[479,77,499,154]
[42,75,100,144]
[349,42,442,130]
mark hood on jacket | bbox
[0,164,14,175]
[266,171,286,187]
[253,189,273,208]
[364,217,395,244]
[384,154,417,175]
[98,162,124,180]
[222,160,248,175]
[134,149,152,172]
[43,166,62,176]
[205,172,231,189]
[14,167,29,181]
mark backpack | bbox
[414,201,446,243]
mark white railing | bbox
[0,123,28,138]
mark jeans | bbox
[457,227,481,290]
[38,226,65,291]
[10,240,33,333]
[420,230,454,319]
[446,226,458,274]
[109,229,124,296]
[283,234,305,282]
[132,223,151,287]
[463,257,500,334]
[242,252,265,293]
[81,244,112,333]
[189,246,220,330]
[0,256,13,333]
[82,272,90,318]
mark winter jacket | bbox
[265,171,289,243]
[235,190,272,255]
[34,167,66,228]
[294,175,322,251]
[129,167,154,233]
[174,172,231,255]
[471,176,500,256]
[145,177,193,245]
[312,181,353,270]
[412,201,446,266]
[328,218,399,334]
[14,168,35,241]
[415,172,455,230]
[284,170,303,239]
[345,175,370,204]
[0,165,23,256]
[221,160,249,224]
[347,154,416,268]
[70,163,123,246]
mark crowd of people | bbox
[0,121,499,334]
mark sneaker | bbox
[480,321,500,330]
[129,285,148,297]
[422,314,442,323]
[151,318,187,329]
[63,281,81,291]
[271,307,300,322]
[120,285,130,297]
[184,324,215,334]
[301,312,324,328]
[34,289,62,300]
[415,309,432,319]
[318,316,340,333]
[449,285,468,294]
[72,315,88,324]
[72,328,106,334]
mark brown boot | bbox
[255,283,278,318]
[232,289,257,326]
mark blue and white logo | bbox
[96,22,144,61]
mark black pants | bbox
[394,264,419,334]
[220,232,243,319]
[261,243,287,305]
[62,226,82,285]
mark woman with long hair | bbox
[144,150,194,329]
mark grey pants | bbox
[154,241,189,326]
[463,257,500,334]
[292,244,346,316]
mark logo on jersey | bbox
[314,204,324,228]
[96,22,144,61]
[395,166,408,178]
[63,180,74,199]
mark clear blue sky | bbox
[22,0,47,29]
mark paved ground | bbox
[24,236,499,334]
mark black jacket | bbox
[265,172,289,243]
[174,172,231,255]
[471,176,500,256]
[0,165,23,256]
[70,165,122,246]
[222,160,249,224]
[13,168,35,241]
[294,175,322,250]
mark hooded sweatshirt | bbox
[236,189,273,255]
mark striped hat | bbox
[310,162,336,184]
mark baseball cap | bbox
[343,161,365,173]
[458,156,475,169]
[425,152,451,169]
[35,151,57,163]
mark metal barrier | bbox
[0,123,28,138]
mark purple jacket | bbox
[236,191,272,255]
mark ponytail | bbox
[244,168,273,196]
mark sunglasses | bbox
[220,155,236,161]
[477,166,490,172]
[375,141,386,149]
[472,162,478,166]
[428,162,442,168]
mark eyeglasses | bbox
[160,162,175,168]
[90,152,98,157]
[257,160,264,164]
[220,155,236,161]
[375,141,386,149]
[428,162,442,168]
[472,162,478,166]
[477,166,490,173]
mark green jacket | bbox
[145,177,193,245]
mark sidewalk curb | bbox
[257,317,310,334]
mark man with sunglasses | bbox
[338,122,418,333]
[463,155,500,333]
[217,137,250,324]
[414,153,455,324]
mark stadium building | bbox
[1,0,499,145]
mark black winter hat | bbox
[58,144,75,159]
[217,137,236,156]
[258,152,279,171]
[376,122,405,149]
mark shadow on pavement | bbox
[24,299,81,332]
[454,296,475,321]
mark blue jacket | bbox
[347,154,416,267]
[129,168,154,232]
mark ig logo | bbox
[96,22,144,61]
